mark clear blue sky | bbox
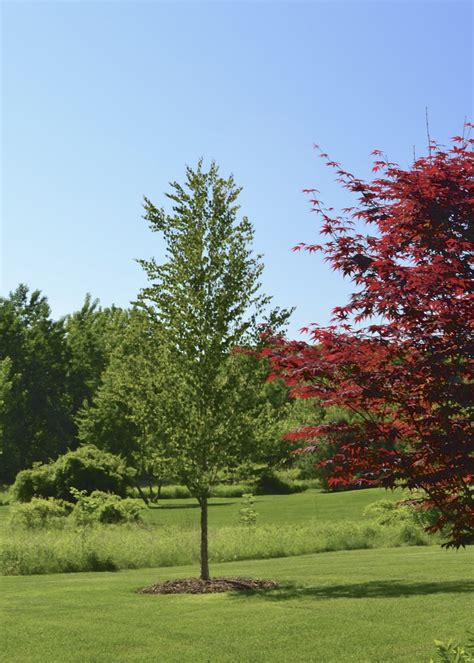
[1,1,472,337]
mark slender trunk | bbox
[199,496,210,581]
[148,479,155,501]
[156,482,163,504]
[135,483,149,506]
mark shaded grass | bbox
[253,579,474,600]
[1,547,472,662]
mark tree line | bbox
[0,287,128,482]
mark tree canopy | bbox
[0,286,73,481]
[264,129,474,548]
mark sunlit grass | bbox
[2,546,472,662]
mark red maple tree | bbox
[264,128,474,547]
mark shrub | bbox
[293,452,321,480]
[363,498,439,529]
[70,489,143,525]
[0,486,12,506]
[11,445,134,502]
[363,499,412,525]
[9,497,72,529]
[255,471,303,495]
[11,464,56,502]
[211,483,252,498]
[363,499,442,546]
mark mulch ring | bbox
[137,577,279,595]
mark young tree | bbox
[137,161,289,579]
[264,129,473,547]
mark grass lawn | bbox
[2,546,472,662]
[0,487,401,534]
[141,487,401,529]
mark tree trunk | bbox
[155,482,162,505]
[199,496,210,581]
[135,482,149,506]
[148,480,154,501]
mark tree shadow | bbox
[149,501,235,510]
[233,579,474,601]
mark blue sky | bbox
[1,0,472,337]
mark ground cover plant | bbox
[1,546,472,662]
[430,631,474,663]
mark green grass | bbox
[2,488,423,575]
[140,487,402,529]
[0,487,402,534]
[1,546,472,662]
[2,518,433,575]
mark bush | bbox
[0,486,12,506]
[363,499,412,525]
[70,489,143,525]
[12,445,134,502]
[255,471,303,495]
[9,490,142,531]
[11,464,56,502]
[9,497,72,529]
[363,499,441,544]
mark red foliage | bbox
[264,128,474,547]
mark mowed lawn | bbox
[141,487,402,529]
[2,546,473,663]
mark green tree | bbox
[64,295,130,414]
[0,286,72,481]
[77,310,178,505]
[0,358,13,474]
[137,161,290,580]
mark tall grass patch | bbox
[1,518,434,576]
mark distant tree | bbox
[0,286,72,481]
[0,358,13,476]
[64,295,130,414]
[284,400,357,487]
[77,310,179,505]
[264,129,474,548]
[136,161,291,579]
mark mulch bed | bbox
[137,577,279,595]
